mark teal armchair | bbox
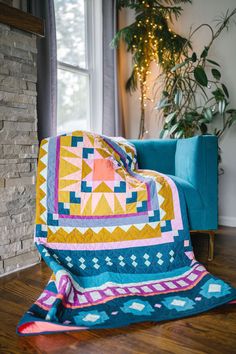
[130,136,218,261]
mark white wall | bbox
[122,0,236,227]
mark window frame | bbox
[56,0,103,134]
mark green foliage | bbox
[112,0,191,91]
[112,0,191,138]
[156,8,236,140]
[194,66,208,87]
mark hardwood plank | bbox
[0,3,44,37]
[0,228,236,354]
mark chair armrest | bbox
[175,135,218,228]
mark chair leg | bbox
[208,231,215,261]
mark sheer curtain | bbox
[30,0,57,141]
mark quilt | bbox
[17,131,236,335]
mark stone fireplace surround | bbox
[0,0,43,275]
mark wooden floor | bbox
[1,227,236,354]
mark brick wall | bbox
[0,21,40,275]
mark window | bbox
[54,0,103,135]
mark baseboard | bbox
[0,260,41,278]
[219,216,236,227]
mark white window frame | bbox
[87,0,103,134]
[56,0,103,134]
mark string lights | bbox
[112,0,191,138]
[131,14,175,123]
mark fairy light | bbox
[127,5,183,126]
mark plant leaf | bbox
[218,100,226,114]
[214,128,221,136]
[191,52,197,62]
[200,46,209,58]
[222,84,229,98]
[174,89,183,106]
[159,129,169,139]
[175,130,184,138]
[207,59,221,67]
[203,108,213,122]
[198,117,206,124]
[212,88,225,101]
[162,91,169,97]
[185,112,199,122]
[171,59,190,72]
[226,109,236,114]
[200,122,208,134]
[194,66,208,87]
[165,111,177,124]
[228,114,236,127]
[156,97,169,110]
[169,123,180,135]
[211,68,221,80]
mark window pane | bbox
[54,0,87,68]
[57,68,89,134]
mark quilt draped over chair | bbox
[17,131,236,335]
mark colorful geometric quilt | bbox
[17,131,236,335]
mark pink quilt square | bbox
[93,159,115,181]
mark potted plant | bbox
[156,8,236,141]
